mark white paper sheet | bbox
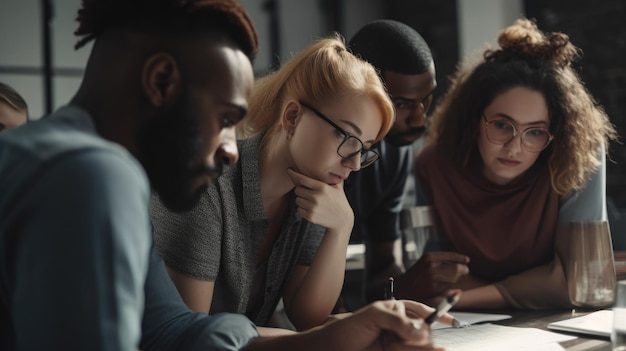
[431,323,576,351]
[547,309,612,337]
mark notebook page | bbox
[432,323,576,351]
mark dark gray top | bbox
[152,133,325,325]
[345,138,413,244]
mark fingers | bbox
[293,188,316,209]
[335,301,447,351]
[399,259,468,301]
[382,328,439,351]
[370,301,435,345]
[287,168,319,189]
[287,168,326,213]
[401,300,456,327]
[413,252,470,285]
[430,262,470,284]
[429,309,456,327]
[399,300,434,319]
[286,168,352,230]
[421,251,470,264]
[286,168,322,218]
[387,343,445,351]
[287,167,343,189]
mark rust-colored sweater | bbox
[415,143,570,309]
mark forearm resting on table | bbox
[454,257,570,309]
[454,284,509,309]
[285,229,349,330]
[494,256,570,309]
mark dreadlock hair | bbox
[74,0,258,62]
[348,19,433,75]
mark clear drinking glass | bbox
[613,281,626,351]
[560,221,616,308]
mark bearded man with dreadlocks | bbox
[0,1,448,350]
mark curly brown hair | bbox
[428,18,617,196]
[74,0,258,61]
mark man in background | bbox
[346,19,469,306]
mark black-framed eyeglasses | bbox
[483,114,554,153]
[300,101,379,168]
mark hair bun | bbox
[489,18,580,66]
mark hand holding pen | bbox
[382,278,436,349]
[380,278,461,350]
[424,289,462,327]
[386,277,461,326]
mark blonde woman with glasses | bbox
[406,19,617,310]
[151,35,397,333]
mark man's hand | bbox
[321,300,446,351]
[395,252,469,301]
[248,300,451,351]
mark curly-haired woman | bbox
[405,18,618,310]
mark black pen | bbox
[424,290,461,325]
[385,277,395,300]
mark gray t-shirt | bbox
[152,133,325,325]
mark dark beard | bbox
[136,95,218,212]
[385,126,426,147]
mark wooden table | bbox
[491,308,610,350]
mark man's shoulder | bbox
[0,107,144,207]
[345,139,412,197]
[4,106,127,160]
[363,139,412,174]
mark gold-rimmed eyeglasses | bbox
[483,114,553,152]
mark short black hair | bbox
[348,19,432,75]
[74,0,258,61]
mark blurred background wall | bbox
[1,0,624,231]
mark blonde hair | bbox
[429,18,617,196]
[239,34,394,148]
